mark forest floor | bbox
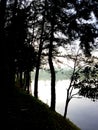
[8,87,81,130]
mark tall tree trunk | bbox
[34,1,46,98]
[64,90,70,118]
[7,0,18,92]
[25,70,30,94]
[49,52,56,111]
[0,0,8,91]
[48,23,56,111]
[64,60,76,118]
[20,70,23,88]
[34,42,43,98]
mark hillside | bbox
[8,88,81,130]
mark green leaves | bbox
[73,64,98,100]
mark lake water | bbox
[31,71,98,130]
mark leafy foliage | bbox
[73,64,98,101]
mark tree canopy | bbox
[1,0,98,112]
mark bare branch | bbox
[71,91,79,98]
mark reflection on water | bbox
[31,80,98,130]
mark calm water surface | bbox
[31,80,98,130]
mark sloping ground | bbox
[8,88,81,130]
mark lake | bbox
[31,70,98,130]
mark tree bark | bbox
[25,70,30,94]
[34,42,43,98]
[48,23,56,111]
[64,90,70,118]
[20,70,23,88]
[0,0,9,92]
[34,1,46,98]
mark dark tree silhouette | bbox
[63,47,98,118]
[0,0,7,90]
[48,20,56,111]
[32,0,98,111]
[6,1,27,91]
[1,0,97,115]
[74,61,98,101]
[13,3,37,93]
[0,0,36,94]
[34,0,47,98]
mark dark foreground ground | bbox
[8,88,81,130]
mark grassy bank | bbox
[8,88,81,130]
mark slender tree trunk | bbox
[64,90,70,118]
[20,70,23,88]
[8,0,18,91]
[0,0,8,92]
[34,42,43,98]
[64,60,77,118]
[26,70,30,94]
[34,1,46,98]
[49,52,56,111]
[48,23,56,111]
[25,70,30,93]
